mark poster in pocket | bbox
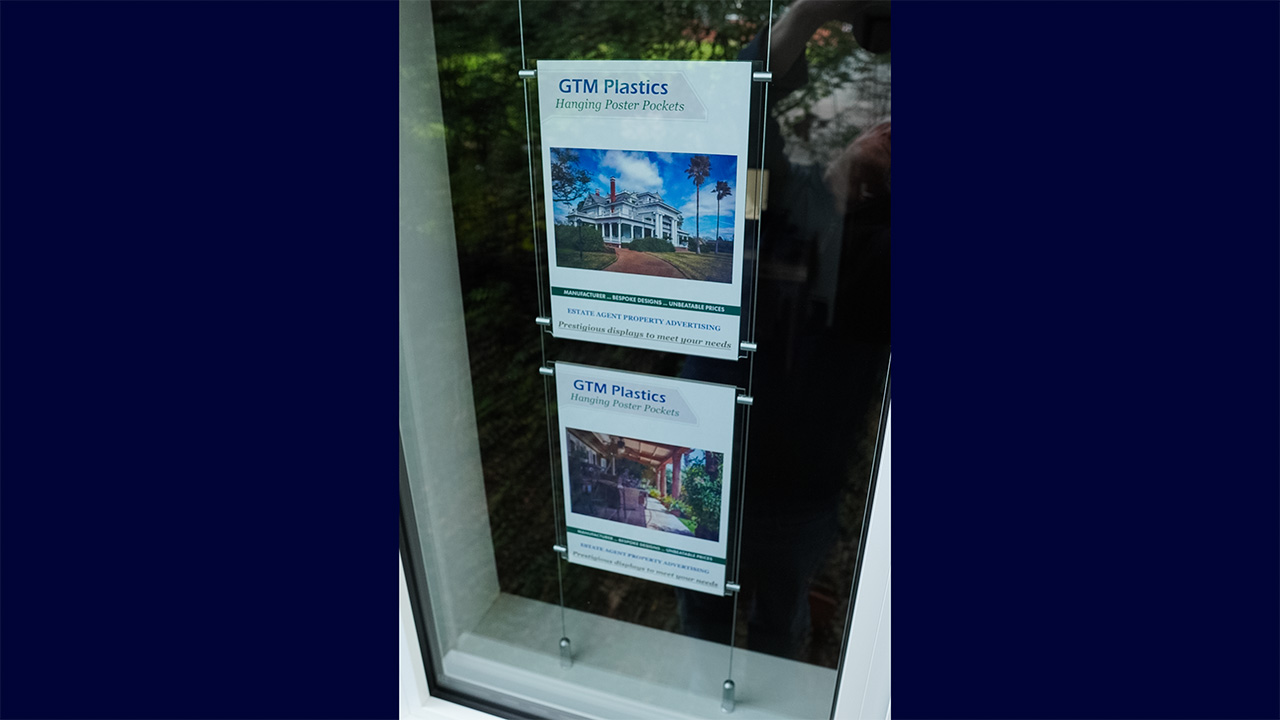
[539,60,752,360]
[555,361,736,595]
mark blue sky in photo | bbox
[682,448,707,468]
[553,148,739,242]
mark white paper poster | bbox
[555,362,735,595]
[538,60,752,360]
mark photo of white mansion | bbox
[565,177,693,248]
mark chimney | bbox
[609,176,616,203]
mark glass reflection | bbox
[429,0,888,670]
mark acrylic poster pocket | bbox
[537,60,753,360]
[554,361,736,595]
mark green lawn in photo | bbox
[656,252,732,283]
[558,251,618,271]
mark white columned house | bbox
[565,176,692,248]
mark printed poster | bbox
[538,60,752,360]
[555,362,735,595]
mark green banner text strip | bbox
[567,526,726,564]
[552,287,741,316]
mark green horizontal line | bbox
[568,526,725,564]
[553,287,740,316]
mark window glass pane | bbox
[401,1,890,717]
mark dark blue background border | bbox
[893,2,1279,718]
[1,1,1276,719]
[1,2,398,718]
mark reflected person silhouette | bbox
[676,0,890,664]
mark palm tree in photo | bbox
[713,180,731,254]
[685,155,711,253]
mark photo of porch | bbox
[566,428,723,541]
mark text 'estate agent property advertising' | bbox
[538,61,752,360]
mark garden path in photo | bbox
[604,247,687,279]
[643,495,693,536]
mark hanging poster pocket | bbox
[539,60,752,360]
[554,362,736,595]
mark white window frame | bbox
[398,0,889,713]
